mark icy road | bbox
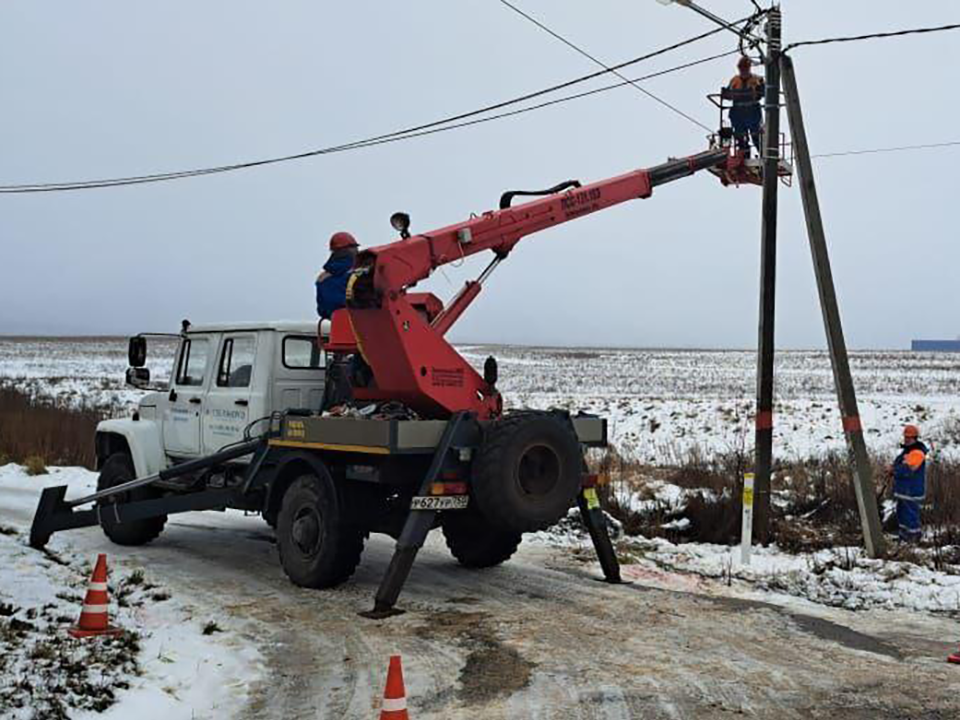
[4,469,960,719]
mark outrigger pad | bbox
[29,485,100,550]
[30,486,68,549]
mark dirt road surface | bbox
[7,493,960,719]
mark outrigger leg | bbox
[361,412,472,619]
[29,439,268,550]
[578,480,622,583]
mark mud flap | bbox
[577,486,621,583]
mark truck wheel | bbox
[276,473,365,588]
[97,453,167,546]
[442,509,521,568]
[471,412,582,533]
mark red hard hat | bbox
[329,231,358,251]
[903,424,920,438]
[738,55,752,69]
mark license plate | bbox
[410,495,469,511]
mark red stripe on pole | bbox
[842,415,862,432]
[755,411,773,430]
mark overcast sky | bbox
[0,1,956,348]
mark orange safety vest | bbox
[728,74,763,91]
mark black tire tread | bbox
[442,510,522,568]
[276,474,365,589]
[97,453,167,546]
[471,410,582,533]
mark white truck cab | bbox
[98,320,327,477]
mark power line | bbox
[497,0,720,132]
[812,140,960,159]
[0,23,741,194]
[785,22,960,52]
[0,50,737,195]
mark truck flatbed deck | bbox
[270,413,608,455]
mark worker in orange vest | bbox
[725,56,765,156]
[892,424,928,543]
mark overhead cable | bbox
[812,140,960,159]
[0,23,743,193]
[496,0,726,132]
[785,22,960,52]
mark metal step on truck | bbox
[30,320,620,617]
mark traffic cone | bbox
[948,644,960,664]
[379,655,409,719]
[68,554,122,639]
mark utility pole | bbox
[780,55,886,558]
[753,5,782,544]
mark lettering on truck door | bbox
[202,334,258,455]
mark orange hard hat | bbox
[738,55,752,69]
[903,424,920,438]
[329,231,358,251]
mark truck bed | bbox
[270,413,607,455]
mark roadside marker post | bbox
[741,473,755,565]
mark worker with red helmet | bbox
[892,424,928,543]
[316,231,359,320]
[725,56,765,155]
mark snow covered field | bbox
[2,336,959,460]
[3,337,960,717]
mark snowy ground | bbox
[4,464,960,718]
[0,465,261,719]
[3,338,960,716]
[2,336,958,459]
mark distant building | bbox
[912,339,960,352]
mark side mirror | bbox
[125,367,151,389]
[128,336,147,367]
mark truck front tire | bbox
[442,509,522,568]
[471,412,582,533]
[97,453,167,546]
[276,472,365,588]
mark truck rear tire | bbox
[97,453,167,546]
[471,411,582,533]
[276,472,365,588]
[442,509,521,568]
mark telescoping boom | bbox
[335,148,730,419]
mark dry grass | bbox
[592,442,960,554]
[0,385,106,468]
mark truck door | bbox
[163,335,212,457]
[202,333,260,454]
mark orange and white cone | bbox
[379,655,409,719]
[68,553,122,639]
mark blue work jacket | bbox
[893,441,928,502]
[315,252,355,319]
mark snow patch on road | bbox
[0,464,263,719]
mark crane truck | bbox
[31,145,739,616]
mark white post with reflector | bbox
[740,473,755,565]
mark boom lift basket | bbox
[707,91,793,188]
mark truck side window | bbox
[175,338,210,387]
[217,336,256,388]
[283,336,322,369]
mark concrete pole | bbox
[780,55,886,558]
[753,6,782,544]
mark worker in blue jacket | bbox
[316,231,359,320]
[892,424,928,543]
